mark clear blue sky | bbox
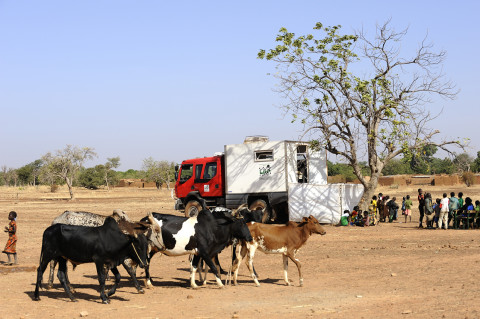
[1,1,479,170]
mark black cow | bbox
[34,217,150,304]
[141,209,252,288]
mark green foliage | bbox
[430,158,454,174]
[453,153,474,173]
[382,159,414,176]
[473,151,480,173]
[327,160,369,181]
[116,169,144,179]
[16,159,42,186]
[77,166,105,189]
[142,158,176,189]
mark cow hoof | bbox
[70,298,78,302]
[138,289,145,294]
[102,299,110,304]
[45,284,53,290]
[34,297,40,301]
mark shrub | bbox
[461,172,475,187]
[50,184,59,193]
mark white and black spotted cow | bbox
[46,210,163,293]
[141,209,252,288]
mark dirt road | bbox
[0,185,478,318]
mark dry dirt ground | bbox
[0,184,479,319]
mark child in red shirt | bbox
[3,211,17,265]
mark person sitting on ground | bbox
[340,209,350,226]
[424,193,434,229]
[350,206,360,226]
[355,211,370,227]
[362,211,370,227]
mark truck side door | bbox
[194,160,223,198]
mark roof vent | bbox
[244,135,269,144]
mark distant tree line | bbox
[329,147,480,179]
[0,145,176,200]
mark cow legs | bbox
[191,254,224,288]
[232,243,247,286]
[122,260,145,293]
[199,255,222,286]
[106,266,121,298]
[287,251,303,287]
[57,258,77,302]
[46,260,57,290]
[144,250,158,288]
[245,243,260,287]
[96,262,110,304]
[34,254,52,301]
[282,254,291,286]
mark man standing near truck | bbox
[418,188,425,228]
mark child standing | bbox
[2,211,17,265]
[404,195,413,223]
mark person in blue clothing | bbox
[448,192,459,227]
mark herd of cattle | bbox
[33,204,326,304]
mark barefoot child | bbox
[2,211,17,265]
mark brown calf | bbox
[232,215,326,287]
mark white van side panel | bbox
[225,141,287,194]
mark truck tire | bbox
[185,200,203,218]
[249,199,272,223]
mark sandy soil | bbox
[0,184,479,319]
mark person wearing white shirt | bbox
[438,193,450,230]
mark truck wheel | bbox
[185,200,203,218]
[249,200,272,223]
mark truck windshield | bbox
[179,164,194,184]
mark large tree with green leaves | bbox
[259,20,463,209]
[103,157,120,190]
[41,145,97,199]
[142,157,176,189]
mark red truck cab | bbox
[174,155,225,216]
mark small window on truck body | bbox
[254,150,274,162]
[296,145,308,183]
[179,164,193,184]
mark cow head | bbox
[144,212,164,250]
[302,215,326,235]
[129,234,150,269]
[112,209,131,222]
[233,204,264,223]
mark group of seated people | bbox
[436,196,480,229]
[340,205,378,227]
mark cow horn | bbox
[147,212,161,232]
[233,203,248,217]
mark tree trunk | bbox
[66,178,75,200]
[358,174,380,211]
